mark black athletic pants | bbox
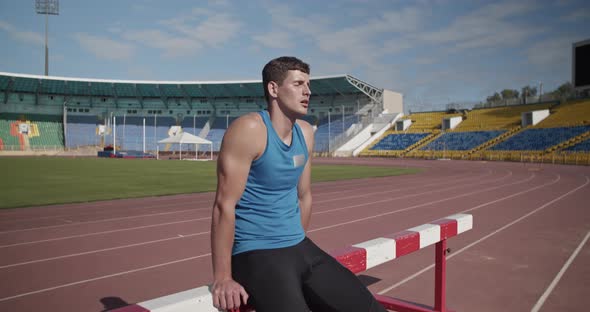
[231,237,387,312]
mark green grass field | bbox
[0,157,420,209]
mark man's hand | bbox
[212,278,249,311]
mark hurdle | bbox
[113,213,472,312]
[332,213,472,312]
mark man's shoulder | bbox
[296,119,314,139]
[221,112,266,156]
[295,119,314,152]
[228,112,265,134]
[295,119,313,133]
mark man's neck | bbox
[268,106,296,144]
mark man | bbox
[210,56,386,312]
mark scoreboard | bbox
[573,39,590,90]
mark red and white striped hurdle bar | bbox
[113,213,472,312]
[331,213,472,312]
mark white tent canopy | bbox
[157,132,213,160]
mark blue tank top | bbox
[232,110,308,255]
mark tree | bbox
[551,82,574,98]
[486,92,502,104]
[521,85,537,98]
[500,89,519,100]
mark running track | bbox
[0,158,589,311]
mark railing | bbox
[410,93,590,113]
[326,102,390,154]
[0,145,64,152]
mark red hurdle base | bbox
[374,239,454,312]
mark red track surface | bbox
[1,158,589,312]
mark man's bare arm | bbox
[297,120,314,231]
[211,113,264,310]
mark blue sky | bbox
[1,0,589,111]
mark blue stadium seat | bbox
[314,115,358,152]
[371,133,429,151]
[421,130,505,151]
[566,137,590,151]
[491,126,590,151]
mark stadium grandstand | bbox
[0,72,403,156]
[2,70,589,165]
[361,98,590,165]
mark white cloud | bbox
[561,8,590,22]
[74,33,135,60]
[252,31,295,49]
[101,8,242,59]
[126,65,157,80]
[253,0,556,108]
[0,20,44,46]
[108,27,123,34]
[123,30,201,57]
[380,7,426,33]
[413,57,437,65]
[526,37,574,67]
[208,0,230,7]
[50,53,65,63]
[107,22,124,34]
[155,10,241,53]
[313,62,352,76]
[382,39,414,55]
[190,8,214,17]
[420,1,540,50]
[258,3,420,72]
[193,13,241,46]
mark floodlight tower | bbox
[35,0,59,76]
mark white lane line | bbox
[0,231,208,269]
[0,217,211,249]
[0,253,211,302]
[0,170,499,246]
[377,176,589,295]
[0,192,210,215]
[1,171,518,266]
[315,170,518,215]
[311,171,529,227]
[530,230,590,312]
[0,171,558,301]
[0,170,471,228]
[315,169,495,204]
[0,176,520,269]
[0,208,199,235]
[0,199,213,225]
[0,175,442,232]
[0,174,520,269]
[0,167,489,228]
[462,175,560,213]
[0,160,469,219]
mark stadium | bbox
[2,69,590,164]
[1,36,590,163]
[2,2,590,311]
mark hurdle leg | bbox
[374,239,455,312]
[434,239,448,312]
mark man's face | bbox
[275,70,311,118]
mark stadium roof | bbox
[0,72,382,101]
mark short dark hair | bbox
[262,56,310,103]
